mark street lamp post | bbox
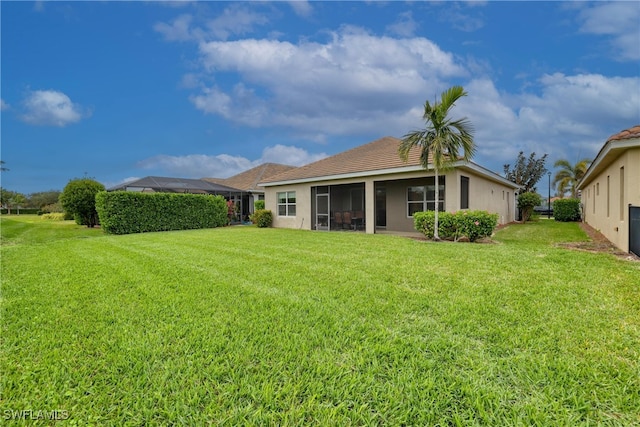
[548,171,552,219]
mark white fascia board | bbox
[458,161,522,190]
[577,138,640,189]
[259,165,426,187]
[259,161,520,189]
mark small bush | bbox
[517,192,542,222]
[414,210,498,242]
[553,198,581,222]
[254,200,265,211]
[252,209,273,228]
[41,213,66,221]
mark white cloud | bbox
[20,89,89,127]
[190,28,466,137]
[137,145,327,178]
[154,14,195,42]
[288,1,313,18]
[154,5,269,42]
[386,11,418,37]
[457,73,640,170]
[578,2,640,61]
[0,99,9,111]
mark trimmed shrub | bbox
[517,192,542,223]
[60,178,105,227]
[553,198,581,222]
[252,209,273,228]
[414,210,498,242]
[254,200,265,211]
[95,191,228,235]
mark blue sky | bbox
[1,1,639,195]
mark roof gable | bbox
[204,163,295,192]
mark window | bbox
[607,175,610,217]
[460,176,469,209]
[277,191,296,216]
[620,167,625,221]
[407,177,445,217]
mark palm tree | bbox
[398,86,475,240]
[553,158,591,198]
[0,161,8,172]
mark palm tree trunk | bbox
[434,169,440,241]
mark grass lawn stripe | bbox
[1,216,639,425]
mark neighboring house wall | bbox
[581,146,640,252]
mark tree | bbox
[59,178,105,227]
[27,190,61,209]
[517,192,542,222]
[1,188,21,214]
[398,86,475,241]
[503,152,548,193]
[0,161,8,172]
[552,158,591,198]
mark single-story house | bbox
[203,163,295,217]
[108,176,242,196]
[259,136,521,234]
[109,165,296,222]
[577,125,640,255]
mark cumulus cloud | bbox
[20,89,89,127]
[457,73,640,169]
[190,27,465,137]
[137,145,327,178]
[577,2,640,61]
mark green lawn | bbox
[1,216,639,425]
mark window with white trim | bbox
[407,177,445,217]
[277,191,296,216]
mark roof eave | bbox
[577,137,640,190]
[260,161,520,190]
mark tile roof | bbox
[606,125,640,142]
[260,136,427,184]
[204,163,295,192]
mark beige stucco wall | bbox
[264,167,517,234]
[580,147,640,252]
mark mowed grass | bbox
[1,216,639,425]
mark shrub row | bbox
[95,191,228,235]
[414,210,499,242]
[251,209,273,228]
[553,198,581,222]
[1,208,41,215]
[41,213,66,221]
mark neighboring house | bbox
[259,136,520,234]
[577,125,640,255]
[108,176,241,195]
[109,165,296,222]
[203,163,295,217]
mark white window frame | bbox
[277,191,296,217]
[406,178,445,217]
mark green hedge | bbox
[414,210,499,242]
[553,198,581,222]
[1,208,41,215]
[95,191,228,235]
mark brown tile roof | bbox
[260,136,427,184]
[203,163,295,192]
[606,125,640,142]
